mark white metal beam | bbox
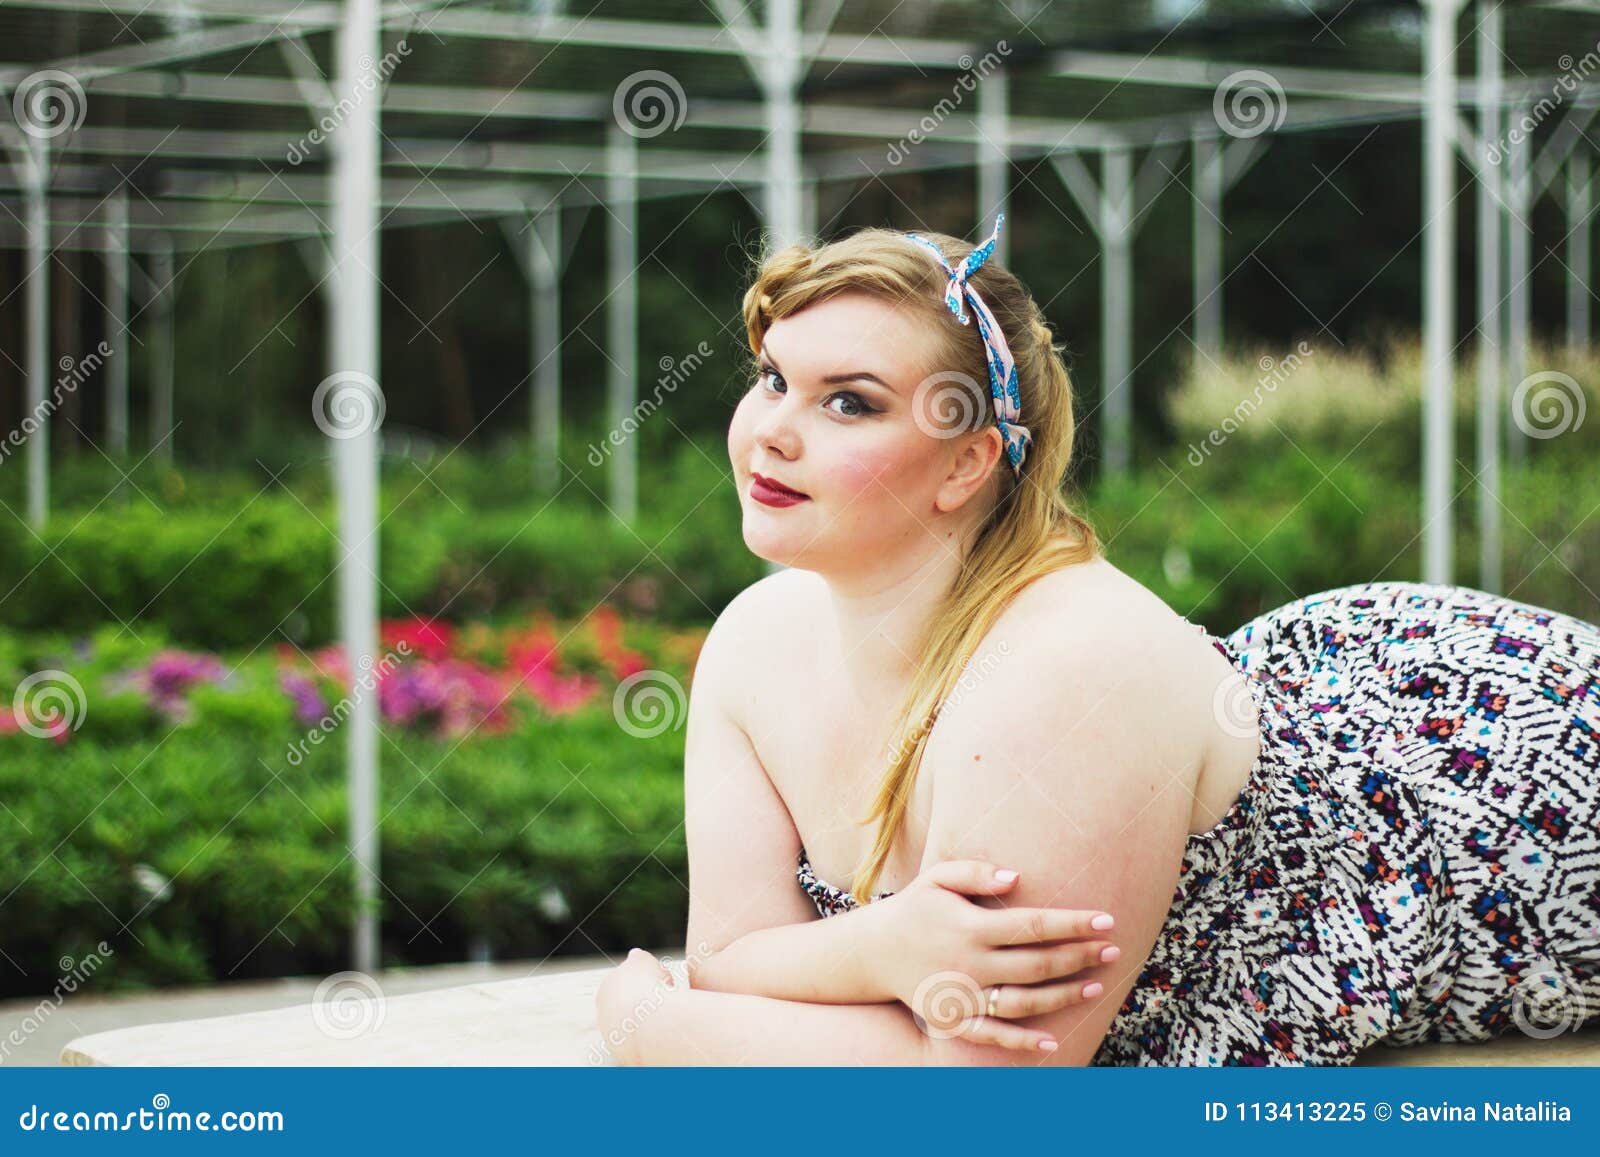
[763,0,803,251]
[606,121,638,522]
[329,0,383,978]
[1476,0,1504,595]
[1050,139,1183,476]
[104,184,130,456]
[1421,0,1465,585]
[23,137,51,528]
[978,67,1009,264]
[498,210,565,493]
[146,236,176,460]
[1050,48,1597,108]
[1567,150,1593,347]
[1507,99,1531,469]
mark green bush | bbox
[0,436,762,648]
[0,701,688,997]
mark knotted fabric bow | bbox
[903,213,1032,474]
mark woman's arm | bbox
[681,576,889,1005]
[899,614,1207,1064]
[601,951,1067,1066]
[680,577,1124,1022]
[609,619,1199,1067]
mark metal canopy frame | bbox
[3,0,1595,972]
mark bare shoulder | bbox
[694,567,818,727]
[984,554,1203,669]
[925,555,1218,797]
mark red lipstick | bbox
[751,472,810,507]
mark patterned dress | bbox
[795,581,1600,1065]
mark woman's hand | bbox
[862,859,1118,1054]
[594,948,682,1066]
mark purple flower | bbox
[279,672,329,726]
[123,650,228,721]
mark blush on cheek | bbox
[832,450,899,495]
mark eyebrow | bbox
[760,345,899,394]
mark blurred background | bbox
[0,0,1597,1054]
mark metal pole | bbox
[23,137,49,528]
[105,184,130,457]
[1192,132,1224,359]
[764,0,802,250]
[330,0,383,976]
[1567,150,1591,348]
[1101,143,1133,477]
[978,67,1009,265]
[607,121,638,521]
[1507,100,1530,468]
[1476,0,1503,594]
[530,208,561,494]
[1421,0,1461,585]
[149,236,175,461]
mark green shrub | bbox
[0,697,688,996]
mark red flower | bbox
[381,617,455,662]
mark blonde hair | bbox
[739,224,1101,904]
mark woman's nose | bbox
[750,396,801,456]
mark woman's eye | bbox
[825,393,871,418]
[755,367,875,418]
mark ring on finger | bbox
[986,986,1001,1018]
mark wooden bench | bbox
[60,962,1600,1066]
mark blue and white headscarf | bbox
[903,213,1032,475]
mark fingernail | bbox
[1091,913,1114,931]
[1038,1039,1059,1052]
[1100,945,1121,963]
[1082,981,1104,998]
[994,868,1018,883]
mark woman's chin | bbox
[741,522,810,568]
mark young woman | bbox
[594,217,1600,1066]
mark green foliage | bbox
[0,686,688,997]
[0,436,762,647]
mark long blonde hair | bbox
[739,224,1101,904]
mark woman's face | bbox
[727,291,997,573]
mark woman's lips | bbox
[750,475,810,507]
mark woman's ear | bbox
[934,427,1005,515]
